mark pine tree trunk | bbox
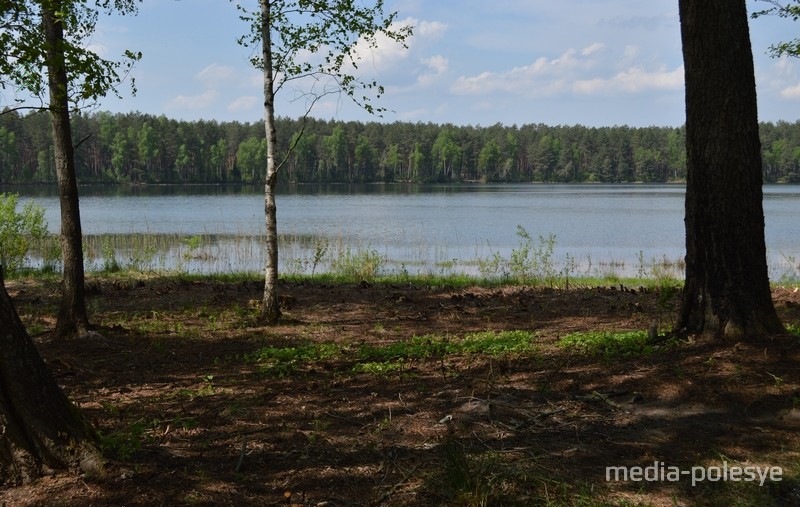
[676,0,784,340]
[0,266,102,485]
[260,0,281,324]
[42,2,89,338]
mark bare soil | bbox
[2,276,800,506]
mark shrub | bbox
[0,193,49,273]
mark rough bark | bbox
[0,266,102,485]
[676,0,785,340]
[260,0,281,324]
[42,2,89,338]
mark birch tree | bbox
[236,0,411,323]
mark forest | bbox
[2,109,800,185]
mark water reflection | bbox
[5,183,799,280]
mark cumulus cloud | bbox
[451,47,592,97]
[574,65,684,95]
[349,17,445,74]
[451,44,683,100]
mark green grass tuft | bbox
[558,330,655,358]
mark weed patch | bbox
[559,330,658,358]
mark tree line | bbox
[2,109,799,185]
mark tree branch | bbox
[74,134,92,150]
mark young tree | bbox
[237,0,411,323]
[0,1,140,337]
[676,0,785,339]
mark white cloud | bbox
[451,44,683,100]
[757,56,800,99]
[582,43,605,56]
[166,89,219,110]
[574,65,683,95]
[781,83,800,99]
[424,55,448,74]
[416,20,448,39]
[416,55,448,87]
[349,16,441,73]
[86,42,108,59]
[451,48,593,97]
[613,65,684,92]
[228,95,259,113]
[571,78,606,95]
[353,31,411,71]
[196,63,235,83]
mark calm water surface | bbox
[8,183,800,278]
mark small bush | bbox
[0,193,49,273]
[330,246,385,281]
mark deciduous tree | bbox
[0,0,140,337]
[236,0,411,323]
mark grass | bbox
[424,439,654,507]
[558,330,671,359]
[19,226,718,286]
[244,330,538,377]
[6,270,799,507]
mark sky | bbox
[57,0,800,127]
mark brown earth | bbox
[2,276,800,506]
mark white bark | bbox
[260,0,281,323]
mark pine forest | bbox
[2,110,799,185]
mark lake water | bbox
[7,183,800,280]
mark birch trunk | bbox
[260,0,281,324]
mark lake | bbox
[7,183,800,280]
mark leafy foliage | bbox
[752,0,800,58]
[244,330,537,376]
[329,246,385,281]
[0,192,48,272]
[0,0,141,110]
[478,226,559,284]
[235,0,412,116]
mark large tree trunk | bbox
[260,0,281,324]
[42,2,89,338]
[0,266,102,485]
[676,0,785,340]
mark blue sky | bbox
[82,0,800,127]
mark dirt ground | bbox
[2,276,800,506]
